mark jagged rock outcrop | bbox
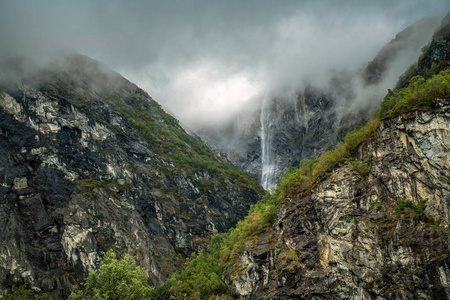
[0,55,263,297]
[225,99,450,299]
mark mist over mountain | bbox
[197,15,443,189]
[1,0,450,130]
[3,0,448,189]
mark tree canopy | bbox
[69,250,154,300]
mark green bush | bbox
[164,235,230,299]
[395,199,426,214]
[351,160,371,177]
[69,250,154,300]
[378,69,450,119]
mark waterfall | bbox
[260,94,276,190]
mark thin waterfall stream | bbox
[260,94,276,190]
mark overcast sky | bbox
[1,0,449,129]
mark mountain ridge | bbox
[0,54,263,297]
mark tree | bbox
[69,250,154,300]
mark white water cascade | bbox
[260,94,276,190]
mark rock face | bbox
[225,99,450,299]
[0,55,263,297]
[417,13,450,75]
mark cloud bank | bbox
[1,0,449,130]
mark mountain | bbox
[197,16,441,190]
[363,16,442,85]
[163,13,450,299]
[225,98,450,299]
[0,55,263,297]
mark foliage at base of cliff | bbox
[68,250,159,300]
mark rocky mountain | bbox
[162,13,450,300]
[0,55,263,297]
[2,10,449,300]
[197,16,442,190]
[226,98,450,299]
[397,13,450,89]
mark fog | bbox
[1,0,449,130]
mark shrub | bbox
[395,199,426,214]
[378,69,450,119]
[351,160,371,177]
[164,235,230,299]
[69,250,154,300]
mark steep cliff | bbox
[363,16,441,85]
[225,98,450,299]
[0,55,263,297]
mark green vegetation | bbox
[351,160,371,177]
[3,286,53,300]
[78,178,128,189]
[277,248,302,271]
[220,192,279,264]
[278,118,379,199]
[393,198,441,226]
[378,69,450,119]
[161,192,279,299]
[69,250,155,300]
[110,94,263,193]
[394,198,426,214]
[166,240,229,299]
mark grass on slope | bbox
[111,93,263,192]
